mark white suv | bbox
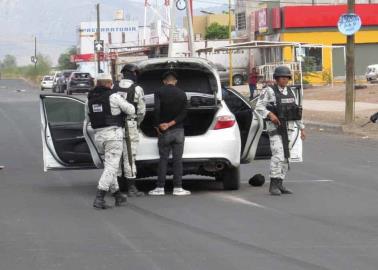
[39,58,301,190]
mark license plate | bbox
[79,83,86,86]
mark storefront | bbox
[253,4,378,83]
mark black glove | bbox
[370,112,378,123]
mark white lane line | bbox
[218,194,267,209]
[282,179,335,183]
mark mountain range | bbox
[0,0,227,65]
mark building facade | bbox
[235,0,378,83]
[185,13,235,41]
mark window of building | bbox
[236,12,246,30]
[296,47,322,72]
[122,32,126,43]
[108,32,112,44]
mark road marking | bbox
[283,179,335,183]
[218,194,267,209]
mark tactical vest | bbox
[270,85,302,121]
[87,87,125,129]
[117,83,138,115]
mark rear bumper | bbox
[136,126,241,171]
[68,86,92,92]
[366,74,377,80]
[136,158,232,178]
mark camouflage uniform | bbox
[256,86,304,180]
[86,92,135,192]
[117,79,146,179]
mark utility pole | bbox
[185,0,195,56]
[228,0,233,87]
[96,3,101,73]
[34,36,37,70]
[345,0,355,124]
[168,0,176,57]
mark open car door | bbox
[40,94,102,171]
[222,88,269,164]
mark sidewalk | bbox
[303,100,378,112]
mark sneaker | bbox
[173,188,191,196]
[148,187,165,196]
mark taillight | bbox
[214,115,236,130]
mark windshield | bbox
[138,68,217,96]
[73,73,91,79]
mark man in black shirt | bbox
[149,71,190,196]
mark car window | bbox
[44,97,85,124]
[222,88,250,113]
[63,72,72,78]
[74,73,90,79]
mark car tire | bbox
[219,166,240,190]
[233,75,243,86]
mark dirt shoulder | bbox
[303,83,378,139]
[233,83,378,140]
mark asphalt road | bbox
[1,79,378,270]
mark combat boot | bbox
[93,189,110,209]
[112,190,127,206]
[127,178,145,197]
[269,178,281,196]
[277,179,293,194]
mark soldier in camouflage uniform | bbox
[86,73,135,209]
[117,64,146,197]
[256,66,306,196]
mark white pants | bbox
[269,132,293,179]
[95,133,123,193]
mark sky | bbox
[0,0,231,66]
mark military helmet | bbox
[121,63,139,74]
[273,66,292,79]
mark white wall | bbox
[79,20,139,54]
[172,40,250,69]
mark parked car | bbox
[40,75,54,91]
[39,58,303,190]
[56,70,76,93]
[51,71,62,93]
[66,72,94,95]
[215,63,247,86]
[366,64,378,82]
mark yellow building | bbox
[281,30,378,83]
[184,13,235,40]
[253,4,378,83]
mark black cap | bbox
[162,70,178,80]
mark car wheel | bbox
[233,75,243,86]
[219,166,240,190]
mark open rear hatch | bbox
[138,59,220,137]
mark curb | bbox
[305,121,343,133]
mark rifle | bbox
[361,112,378,127]
[124,121,135,178]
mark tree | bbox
[58,46,77,70]
[2,54,17,69]
[22,53,52,78]
[205,23,229,40]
